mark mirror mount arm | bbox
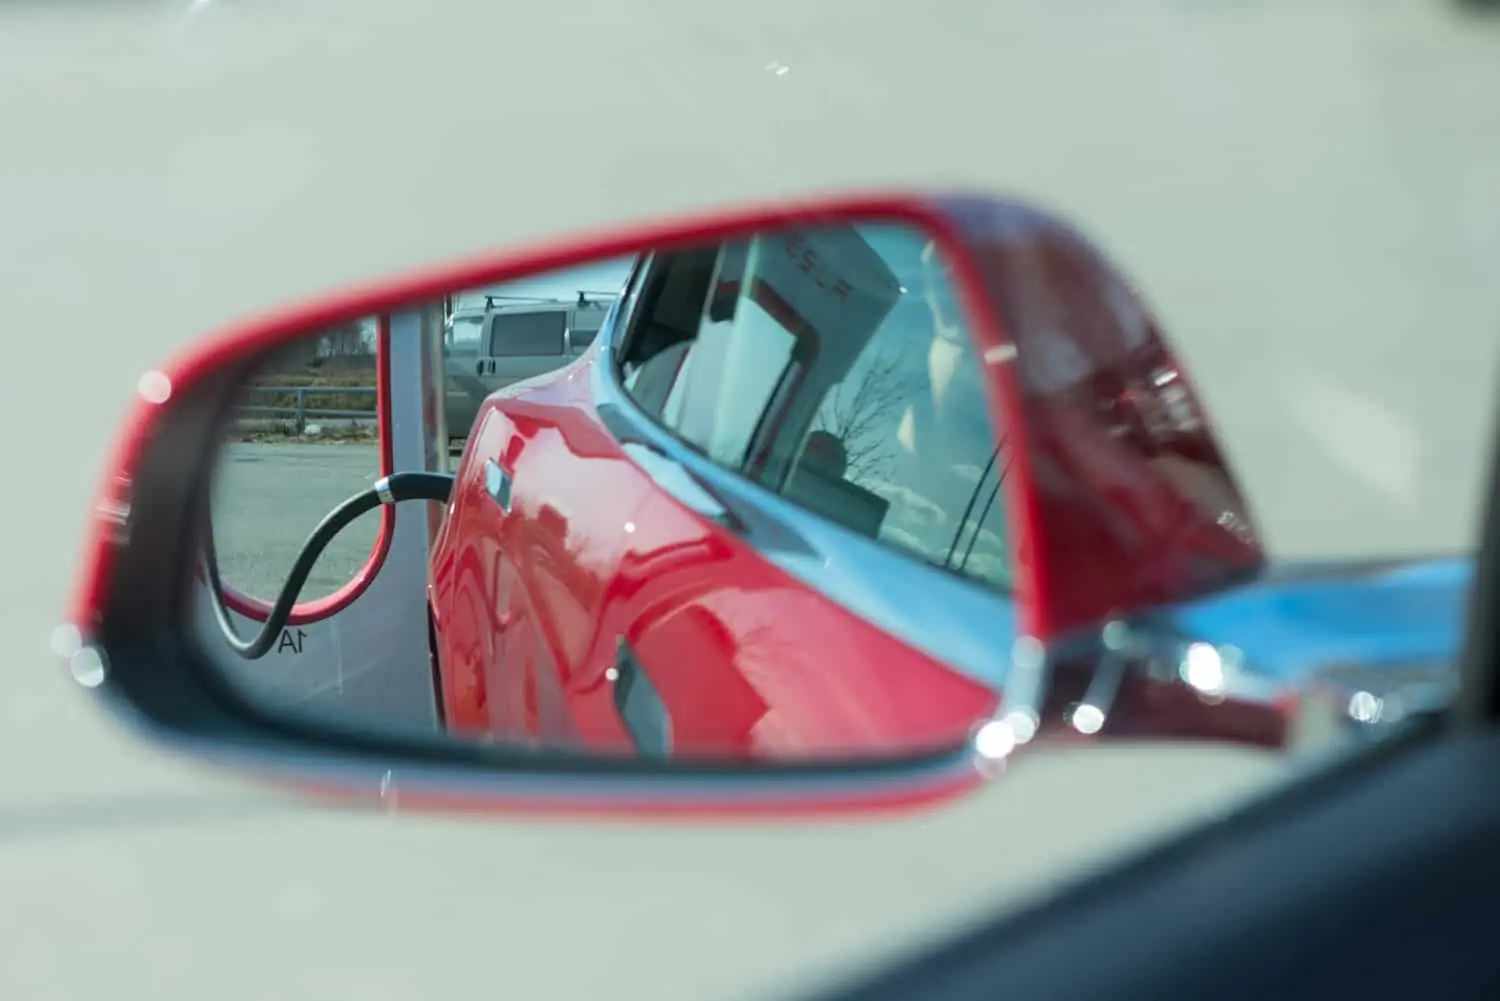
[1001,617,1199,743]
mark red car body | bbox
[428,373,1001,758]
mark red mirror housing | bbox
[61,189,1270,819]
[942,196,1265,639]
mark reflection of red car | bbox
[420,211,1281,762]
[428,224,1021,759]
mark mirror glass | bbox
[189,215,1463,767]
[210,319,383,606]
[196,220,1022,761]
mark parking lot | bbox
[211,441,384,604]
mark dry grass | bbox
[243,366,379,419]
[229,361,380,442]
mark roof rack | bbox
[482,291,623,309]
[484,294,568,309]
[574,290,622,307]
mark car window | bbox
[607,255,650,342]
[621,225,1012,592]
[569,301,611,350]
[619,247,720,419]
[488,311,567,357]
[660,239,798,470]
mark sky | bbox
[445,222,940,313]
[453,256,638,311]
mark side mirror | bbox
[61,192,1466,819]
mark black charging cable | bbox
[202,471,454,660]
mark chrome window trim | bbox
[588,283,1017,692]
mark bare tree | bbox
[313,320,375,369]
[811,351,918,482]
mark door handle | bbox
[611,638,672,757]
[620,442,740,529]
[483,459,513,512]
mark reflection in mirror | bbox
[192,223,1023,762]
[210,320,385,609]
[186,214,1468,770]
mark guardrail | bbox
[233,385,378,431]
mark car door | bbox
[577,223,1025,760]
[429,261,656,747]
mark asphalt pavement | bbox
[212,441,383,604]
[1,3,1497,1001]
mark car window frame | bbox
[609,251,659,370]
[1453,388,1500,728]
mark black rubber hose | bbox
[203,471,454,660]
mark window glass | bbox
[569,304,612,350]
[619,248,720,419]
[634,223,1013,592]
[488,311,567,357]
[663,240,800,469]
